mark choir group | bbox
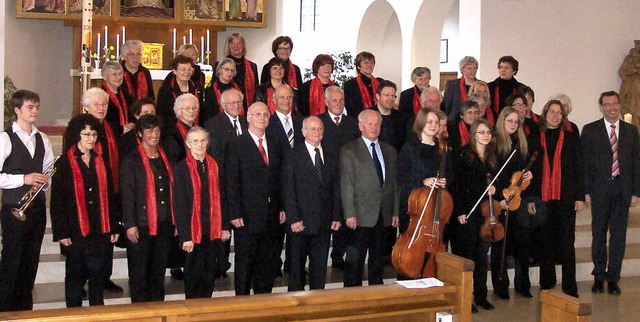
[0,33,638,315]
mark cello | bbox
[392,132,453,279]
[480,173,505,242]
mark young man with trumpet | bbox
[0,90,55,312]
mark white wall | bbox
[440,1,460,73]
[480,0,640,129]
[4,1,74,125]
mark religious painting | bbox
[120,0,176,20]
[68,0,111,16]
[225,0,265,27]
[17,0,67,18]
[184,0,225,22]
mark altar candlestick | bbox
[189,29,193,44]
[97,33,101,60]
[183,36,186,46]
[206,29,210,53]
[624,113,633,123]
[116,34,120,58]
[104,26,108,49]
[122,26,126,43]
[201,36,205,63]
[172,28,177,52]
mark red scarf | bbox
[484,108,495,126]
[412,86,422,115]
[94,121,119,192]
[213,80,242,114]
[287,60,298,89]
[186,153,222,243]
[176,121,190,142]
[137,143,175,235]
[458,121,470,146]
[242,58,256,107]
[493,86,516,114]
[309,77,335,116]
[123,68,149,99]
[171,78,200,124]
[459,76,469,103]
[564,119,574,132]
[68,146,110,237]
[541,130,564,201]
[524,113,539,135]
[356,74,379,109]
[266,87,276,114]
[103,85,129,127]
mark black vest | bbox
[2,128,45,205]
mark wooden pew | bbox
[0,252,474,322]
[539,290,592,322]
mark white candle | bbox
[97,33,101,60]
[206,29,210,53]
[172,28,176,52]
[122,26,126,43]
[183,36,186,45]
[104,26,108,49]
[116,34,120,58]
[201,36,205,63]
[624,113,633,123]
[189,29,193,44]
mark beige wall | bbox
[4,0,74,126]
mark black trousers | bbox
[63,235,110,307]
[539,201,577,295]
[234,226,277,295]
[343,221,385,287]
[490,211,509,295]
[126,222,172,302]
[184,235,219,299]
[273,222,291,273]
[450,218,490,300]
[214,233,232,274]
[591,179,630,283]
[0,201,46,312]
[511,197,547,293]
[330,220,348,264]
[287,230,331,291]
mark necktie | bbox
[285,117,294,148]
[314,147,324,181]
[610,124,619,177]
[334,116,340,126]
[233,119,240,136]
[370,142,383,187]
[258,138,268,165]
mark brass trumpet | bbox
[11,156,60,221]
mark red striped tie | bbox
[610,124,619,177]
[258,138,268,166]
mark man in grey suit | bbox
[340,109,399,287]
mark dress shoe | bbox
[495,290,510,300]
[105,280,123,293]
[170,268,184,280]
[516,289,533,298]
[591,280,604,294]
[471,304,478,313]
[475,298,495,310]
[608,281,621,295]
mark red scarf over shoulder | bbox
[242,58,256,107]
[356,74,379,109]
[186,153,222,243]
[93,121,119,192]
[541,129,564,201]
[137,142,175,235]
[309,77,335,115]
[103,85,129,127]
[123,67,149,99]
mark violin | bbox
[392,132,453,279]
[480,173,505,242]
[502,151,538,211]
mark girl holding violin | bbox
[450,118,498,312]
[493,102,534,299]
[530,99,584,298]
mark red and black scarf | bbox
[242,58,256,107]
[123,68,149,99]
[287,60,298,89]
[412,86,422,115]
[459,121,470,146]
[137,142,175,235]
[493,86,516,114]
[103,85,129,127]
[266,87,276,114]
[541,129,564,201]
[186,153,222,243]
[356,73,379,109]
[93,121,119,192]
[484,108,495,126]
[309,77,335,116]
[524,113,539,135]
[68,146,110,237]
[459,76,469,103]
[176,121,190,143]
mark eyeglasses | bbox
[80,132,98,138]
[176,67,194,73]
[248,112,270,118]
[505,118,519,124]
[182,106,198,112]
[189,138,208,145]
[221,67,236,73]
[126,53,142,57]
[304,127,324,132]
[512,102,525,108]
[223,100,243,106]
[276,95,293,101]
[381,93,397,99]
[475,131,492,136]
[277,46,291,51]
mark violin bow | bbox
[408,179,438,248]
[465,149,518,219]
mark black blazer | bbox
[582,118,640,199]
[283,144,342,234]
[204,113,248,166]
[266,112,304,152]
[343,74,384,117]
[398,85,421,117]
[224,132,283,233]
[161,121,190,164]
[318,112,360,153]
[442,78,467,121]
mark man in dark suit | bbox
[340,109,399,287]
[204,88,248,278]
[225,102,285,295]
[283,116,342,291]
[582,91,640,296]
[318,86,360,270]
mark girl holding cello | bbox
[530,99,584,298]
[395,108,452,279]
[450,118,498,313]
[493,102,534,299]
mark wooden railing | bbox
[539,290,592,322]
[0,252,474,322]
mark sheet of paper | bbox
[396,278,445,289]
